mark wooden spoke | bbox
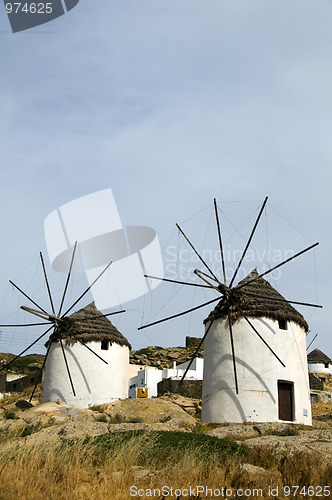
[307,334,318,351]
[0,325,54,372]
[40,252,55,315]
[241,313,286,367]
[138,297,221,330]
[71,335,108,364]
[77,310,126,322]
[229,197,268,288]
[214,198,227,285]
[58,241,78,317]
[193,269,221,291]
[178,320,214,387]
[59,336,76,396]
[20,305,53,321]
[176,223,220,283]
[235,242,319,292]
[29,342,51,402]
[193,269,220,284]
[144,275,212,289]
[61,261,112,318]
[239,291,322,309]
[0,322,52,327]
[227,306,239,394]
[9,280,48,315]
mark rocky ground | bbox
[0,390,331,458]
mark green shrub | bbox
[4,409,17,420]
[272,426,300,436]
[159,415,171,423]
[128,416,144,423]
[19,421,43,437]
[95,414,107,423]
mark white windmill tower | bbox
[42,302,131,409]
[202,269,312,424]
[0,244,128,408]
[139,197,321,425]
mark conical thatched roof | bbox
[46,303,131,349]
[307,348,331,364]
[204,269,309,332]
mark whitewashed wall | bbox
[43,341,129,409]
[202,316,312,425]
[308,362,332,374]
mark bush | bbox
[95,414,107,423]
[272,426,300,436]
[4,409,17,420]
[19,421,43,437]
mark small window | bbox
[324,363,329,369]
[311,393,318,404]
[101,340,109,350]
[278,319,288,330]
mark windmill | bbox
[139,197,322,424]
[0,243,129,408]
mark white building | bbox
[307,349,332,374]
[42,303,131,409]
[128,357,203,398]
[202,269,312,425]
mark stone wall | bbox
[310,389,332,404]
[309,371,332,392]
[158,378,202,399]
[185,337,202,349]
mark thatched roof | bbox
[308,348,331,364]
[204,269,309,332]
[46,303,131,349]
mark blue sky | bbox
[0,0,331,357]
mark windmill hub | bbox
[217,283,231,296]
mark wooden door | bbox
[278,381,294,421]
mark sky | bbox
[0,0,331,359]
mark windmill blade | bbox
[71,336,109,364]
[20,305,52,321]
[0,322,52,327]
[9,280,48,315]
[241,313,286,367]
[29,342,52,402]
[229,197,268,288]
[214,198,227,285]
[176,223,220,283]
[144,275,212,289]
[59,322,109,365]
[40,251,55,315]
[227,307,239,395]
[235,242,319,292]
[77,310,126,321]
[0,325,54,372]
[239,291,322,309]
[193,269,221,291]
[138,296,221,330]
[307,333,318,351]
[58,241,78,317]
[178,320,214,387]
[61,260,113,318]
[59,336,76,396]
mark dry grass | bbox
[0,430,331,500]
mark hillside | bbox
[0,393,331,500]
[0,343,204,373]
